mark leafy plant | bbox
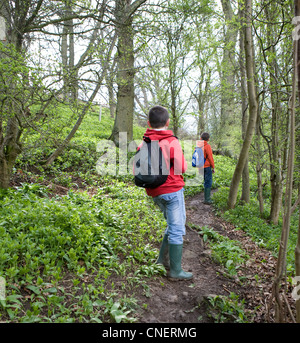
[205,293,248,323]
[0,176,164,322]
[197,225,249,276]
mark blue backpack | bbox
[192,146,206,168]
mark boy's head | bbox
[148,105,170,129]
[201,132,210,141]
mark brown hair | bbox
[201,132,210,141]
[148,106,169,128]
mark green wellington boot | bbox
[203,187,212,204]
[155,234,170,269]
[168,244,193,280]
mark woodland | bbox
[0,0,299,324]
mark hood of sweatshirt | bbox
[143,128,175,141]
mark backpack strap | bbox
[143,135,177,143]
[143,135,151,143]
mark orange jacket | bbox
[203,141,214,169]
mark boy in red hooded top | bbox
[141,105,192,280]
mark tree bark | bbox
[110,0,146,146]
[255,113,264,215]
[272,32,296,322]
[239,4,250,204]
[61,0,77,102]
[220,0,238,146]
[264,2,284,225]
[227,0,258,209]
[294,0,300,323]
[0,4,23,188]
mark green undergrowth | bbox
[186,153,293,277]
[186,153,299,279]
[0,181,165,322]
[205,293,248,323]
[191,224,249,278]
[15,106,145,188]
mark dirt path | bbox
[136,191,279,323]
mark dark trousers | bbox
[204,167,213,188]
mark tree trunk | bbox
[239,5,250,204]
[220,0,238,145]
[110,0,146,146]
[0,117,22,188]
[227,0,258,209]
[196,70,211,137]
[110,18,134,145]
[61,16,69,100]
[61,1,77,102]
[255,114,264,215]
[264,3,284,225]
[0,7,23,188]
[294,0,300,323]
[272,36,296,322]
[170,86,178,136]
[105,61,117,118]
[68,15,77,101]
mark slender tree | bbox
[272,12,296,321]
[227,0,258,209]
[239,1,250,204]
[294,0,300,323]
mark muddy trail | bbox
[136,191,280,323]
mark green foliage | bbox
[196,225,249,276]
[0,181,165,322]
[0,43,28,112]
[210,156,299,276]
[205,293,248,323]
[15,105,146,189]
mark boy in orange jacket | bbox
[201,132,215,204]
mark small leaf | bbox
[26,285,41,295]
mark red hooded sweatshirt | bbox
[139,129,187,197]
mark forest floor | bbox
[135,190,285,323]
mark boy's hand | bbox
[212,168,215,174]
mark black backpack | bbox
[134,136,171,189]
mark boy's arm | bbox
[170,138,187,175]
[206,144,215,169]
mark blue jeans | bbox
[153,188,186,245]
[204,167,213,188]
